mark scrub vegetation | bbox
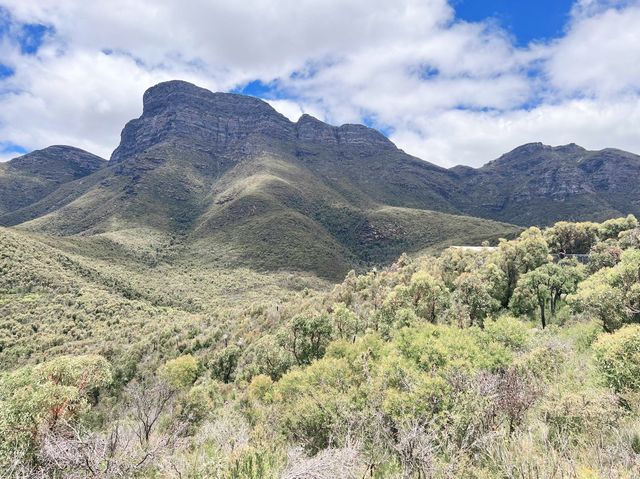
[2,215,640,478]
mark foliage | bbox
[496,226,550,306]
[2,216,640,477]
[211,345,242,383]
[511,260,584,328]
[0,355,111,466]
[589,239,623,272]
[545,221,600,254]
[593,325,640,393]
[277,314,333,366]
[483,315,531,350]
[570,249,640,331]
[452,271,500,326]
[599,215,639,241]
[158,354,201,390]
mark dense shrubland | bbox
[0,227,327,370]
[2,215,640,477]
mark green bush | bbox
[559,321,602,352]
[248,374,274,403]
[211,345,242,383]
[158,354,200,389]
[484,315,531,351]
[593,325,640,393]
[514,342,569,382]
[395,324,513,373]
[541,388,620,445]
[0,355,112,465]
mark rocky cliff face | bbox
[2,79,640,259]
[111,81,397,164]
[295,113,395,151]
[110,80,295,163]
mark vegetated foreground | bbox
[2,215,640,478]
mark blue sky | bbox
[0,0,639,166]
[454,0,575,45]
[0,141,26,155]
[0,8,51,54]
[0,6,51,78]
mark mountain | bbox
[448,142,640,225]
[0,145,105,217]
[1,80,638,278]
[0,81,516,279]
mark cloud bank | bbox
[0,0,638,166]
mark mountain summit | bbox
[1,80,639,277]
[111,80,294,163]
[450,142,640,224]
[111,80,396,164]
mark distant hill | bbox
[0,145,105,217]
[448,142,640,225]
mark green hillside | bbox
[0,227,327,369]
[2,82,639,284]
[0,145,105,217]
[1,215,639,477]
[8,140,517,280]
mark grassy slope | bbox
[188,153,518,278]
[0,227,328,369]
[9,142,519,280]
[0,145,517,367]
[0,205,513,370]
[0,163,53,216]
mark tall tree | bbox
[495,227,550,308]
[545,221,600,254]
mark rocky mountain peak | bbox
[141,80,286,120]
[111,81,294,163]
[492,142,588,164]
[296,114,339,144]
[483,142,576,171]
[0,145,106,219]
[295,113,395,150]
[553,143,586,154]
[110,81,398,163]
[336,123,395,150]
[504,142,547,156]
[141,80,210,115]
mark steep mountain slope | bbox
[1,81,515,279]
[0,145,105,217]
[449,142,640,225]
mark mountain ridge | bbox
[1,80,639,278]
[111,80,398,165]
